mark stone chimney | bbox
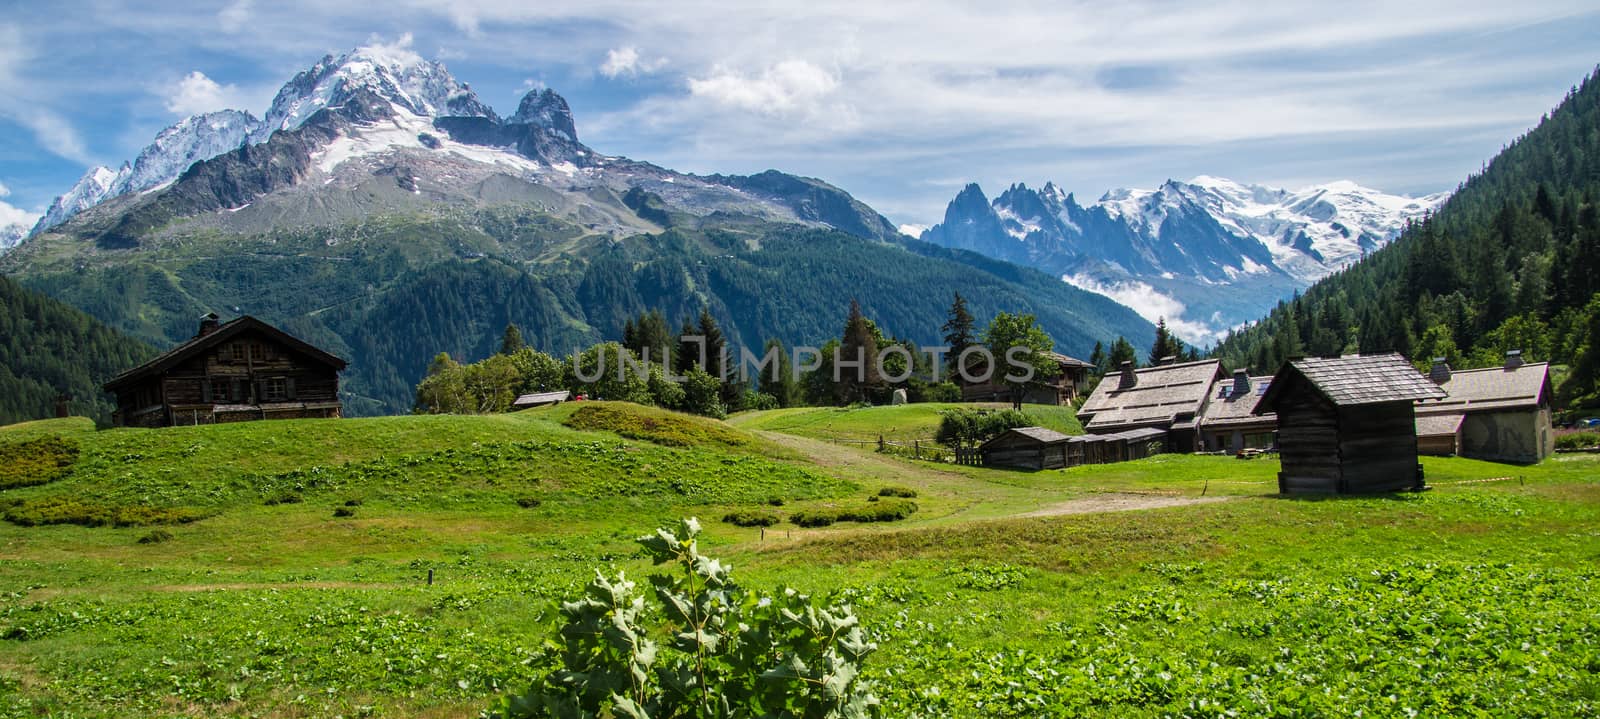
[1429,357,1451,384]
[1118,361,1137,390]
[1231,369,1251,398]
[197,312,221,338]
[1505,350,1524,370]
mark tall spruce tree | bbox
[499,324,525,355]
[942,291,976,379]
[837,299,881,404]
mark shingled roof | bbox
[1415,362,1551,415]
[1045,352,1094,369]
[1255,353,1445,412]
[1200,375,1276,429]
[104,316,347,392]
[1077,359,1224,432]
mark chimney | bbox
[1505,350,1524,370]
[197,312,221,338]
[1429,357,1451,384]
[1118,361,1137,390]
[1231,369,1251,398]
[1158,355,1177,366]
[54,394,70,418]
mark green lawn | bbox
[729,401,1085,442]
[1,404,1597,717]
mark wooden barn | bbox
[961,352,1095,405]
[1077,359,1225,453]
[1067,426,1168,465]
[104,314,346,428]
[1199,370,1278,454]
[1254,353,1445,495]
[980,426,1071,470]
[1413,352,1555,464]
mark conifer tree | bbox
[942,291,976,379]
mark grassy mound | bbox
[563,402,754,448]
[731,402,1083,441]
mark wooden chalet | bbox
[1199,370,1278,454]
[961,352,1094,405]
[104,314,346,428]
[1413,352,1555,464]
[980,426,1072,470]
[1254,353,1445,495]
[512,390,572,409]
[1076,359,1225,453]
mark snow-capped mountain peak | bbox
[258,39,495,138]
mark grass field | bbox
[728,401,1086,441]
[1,402,1597,717]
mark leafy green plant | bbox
[722,509,781,527]
[941,562,1029,591]
[489,518,879,718]
[1556,431,1600,449]
[0,436,79,490]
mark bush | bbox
[0,436,79,490]
[935,408,1034,448]
[263,492,302,506]
[721,509,781,527]
[137,529,174,544]
[0,497,205,528]
[918,381,962,403]
[790,498,918,527]
[1556,431,1600,449]
[877,485,918,498]
[515,496,542,508]
[488,518,878,719]
[333,506,356,518]
[343,498,363,507]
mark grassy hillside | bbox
[0,406,1597,717]
[729,401,1085,441]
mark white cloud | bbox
[599,46,665,78]
[164,71,248,116]
[688,60,840,116]
[218,0,252,33]
[897,223,928,238]
[1064,273,1224,346]
[0,178,40,235]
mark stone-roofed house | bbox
[1200,369,1278,454]
[1413,352,1554,463]
[1254,353,1445,494]
[1076,358,1226,453]
[961,351,1095,405]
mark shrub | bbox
[789,509,838,528]
[0,436,80,490]
[487,518,878,718]
[137,529,174,545]
[343,498,363,507]
[1556,431,1600,449]
[0,497,205,528]
[515,496,542,508]
[333,507,356,518]
[790,498,918,528]
[721,509,781,527]
[263,492,303,506]
[935,408,1034,448]
[877,485,918,498]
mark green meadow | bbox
[0,402,1596,717]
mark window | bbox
[263,378,288,402]
[218,343,233,363]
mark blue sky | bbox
[1,0,1597,231]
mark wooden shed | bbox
[104,313,346,428]
[1413,353,1555,464]
[980,426,1071,470]
[1254,353,1446,495]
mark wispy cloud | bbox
[0,180,42,230]
[0,22,93,164]
[163,71,248,116]
[599,46,665,78]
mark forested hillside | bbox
[0,275,155,425]
[1216,67,1600,411]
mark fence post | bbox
[878,434,884,451]
[915,440,921,459]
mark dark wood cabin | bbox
[1413,353,1555,464]
[104,314,346,428]
[980,426,1071,470]
[962,352,1094,405]
[1077,359,1225,454]
[1254,353,1445,495]
[1067,426,1168,466]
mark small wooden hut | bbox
[1254,353,1445,495]
[980,426,1071,470]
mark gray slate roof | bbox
[1200,375,1277,429]
[1008,426,1072,443]
[1415,362,1550,415]
[1260,353,1445,409]
[512,390,572,407]
[1078,360,1223,431]
[1415,413,1465,438]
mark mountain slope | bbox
[0,275,156,426]
[920,177,1444,343]
[1214,67,1600,408]
[1,42,1151,415]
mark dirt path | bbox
[1017,493,1235,517]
